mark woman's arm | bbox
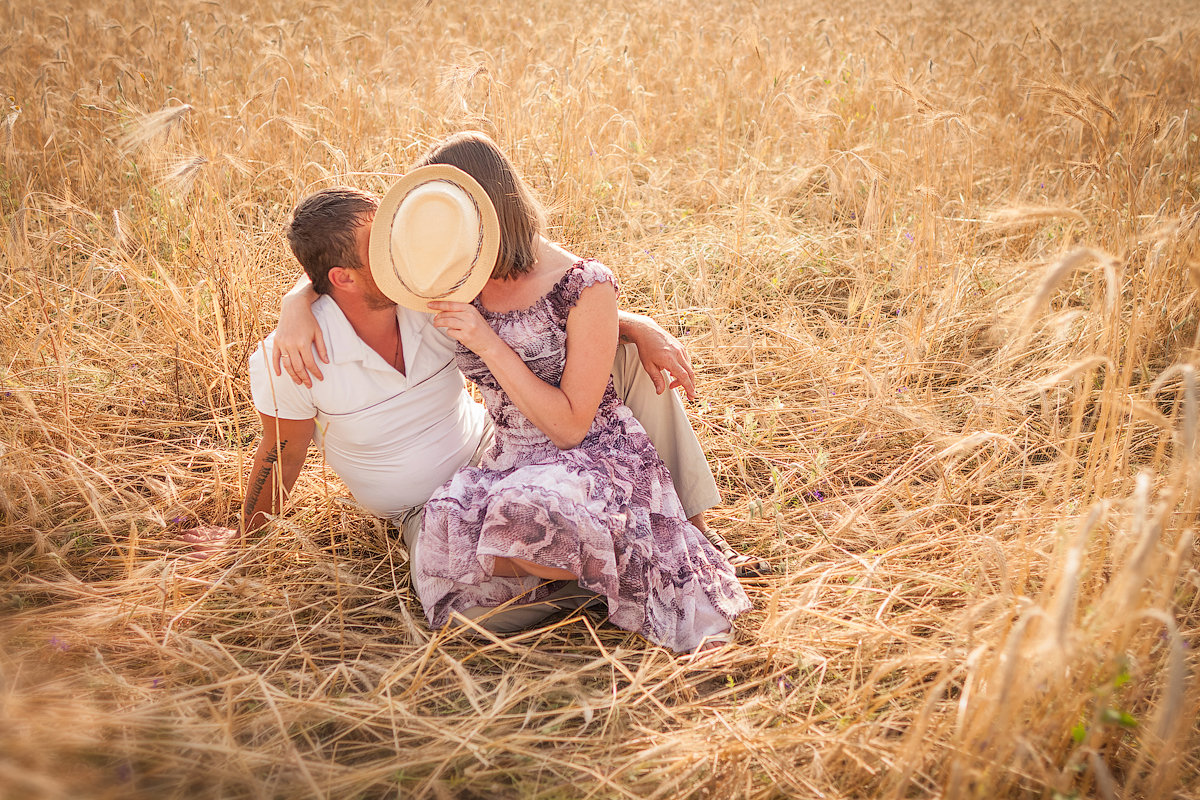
[429,282,618,449]
[272,276,327,387]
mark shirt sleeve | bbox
[247,335,318,420]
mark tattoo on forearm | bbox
[243,439,288,517]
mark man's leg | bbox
[610,343,720,521]
[612,343,769,576]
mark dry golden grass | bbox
[2,0,1199,797]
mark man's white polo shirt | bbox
[248,295,487,519]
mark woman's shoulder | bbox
[539,241,612,281]
[570,257,615,284]
[548,257,618,315]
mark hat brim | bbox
[369,164,500,313]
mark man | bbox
[182,187,758,633]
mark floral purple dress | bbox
[415,260,750,652]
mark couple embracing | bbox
[185,132,757,653]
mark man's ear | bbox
[327,266,356,290]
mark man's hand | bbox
[619,313,697,399]
[177,526,239,561]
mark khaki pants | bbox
[398,343,720,634]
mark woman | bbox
[409,132,749,653]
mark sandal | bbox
[700,529,770,578]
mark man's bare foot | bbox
[177,526,238,560]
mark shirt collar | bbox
[314,296,428,376]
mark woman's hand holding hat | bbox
[429,301,504,358]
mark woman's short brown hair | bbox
[415,132,545,280]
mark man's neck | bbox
[332,292,403,372]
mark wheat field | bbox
[1,0,1198,797]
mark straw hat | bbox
[369,165,500,311]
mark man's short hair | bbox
[285,188,378,294]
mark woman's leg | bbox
[407,507,595,632]
[491,556,577,580]
[420,500,574,582]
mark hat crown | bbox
[369,164,499,312]
[393,181,481,295]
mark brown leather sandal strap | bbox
[701,529,737,559]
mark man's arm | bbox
[615,310,698,399]
[179,414,315,557]
[272,274,700,399]
[241,414,315,532]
